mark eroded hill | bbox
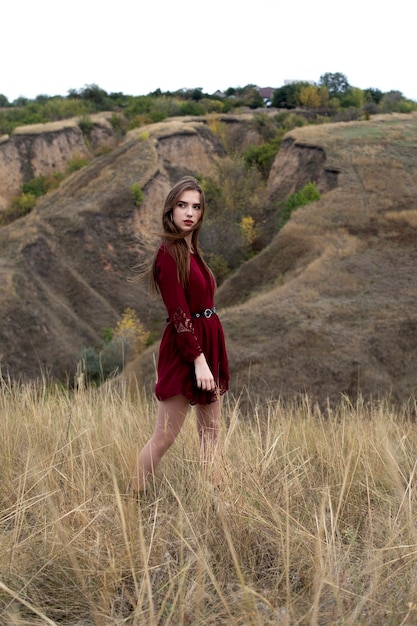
[0,113,115,211]
[124,114,417,405]
[0,118,225,380]
[1,112,416,405]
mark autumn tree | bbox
[299,85,321,108]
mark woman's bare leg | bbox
[195,397,222,486]
[130,394,189,493]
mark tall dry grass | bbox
[1,378,417,625]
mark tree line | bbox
[1,72,416,136]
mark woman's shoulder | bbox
[156,240,172,257]
[156,241,176,267]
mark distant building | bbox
[258,87,275,101]
[256,87,275,107]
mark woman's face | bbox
[172,189,202,234]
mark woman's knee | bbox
[197,403,221,429]
[150,429,176,456]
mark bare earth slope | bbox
[0,113,116,211]
[1,113,416,405]
[126,113,417,405]
[218,113,417,404]
[0,119,225,380]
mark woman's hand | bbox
[194,354,216,391]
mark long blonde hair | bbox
[150,176,215,292]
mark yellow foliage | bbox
[300,85,321,108]
[240,215,257,246]
[319,85,330,108]
[114,307,150,357]
[207,116,229,146]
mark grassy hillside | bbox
[1,105,417,625]
[124,113,417,406]
[0,111,416,406]
[212,113,417,405]
[1,382,417,624]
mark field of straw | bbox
[1,379,417,625]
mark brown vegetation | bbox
[1,111,417,625]
[1,383,417,625]
[127,113,417,406]
[0,112,417,406]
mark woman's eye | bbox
[193,205,201,210]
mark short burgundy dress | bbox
[154,243,229,405]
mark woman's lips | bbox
[183,220,193,226]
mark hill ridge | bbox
[124,113,417,405]
[1,112,417,405]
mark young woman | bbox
[130,176,229,493]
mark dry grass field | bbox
[1,379,417,625]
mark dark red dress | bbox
[154,244,229,405]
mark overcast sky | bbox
[2,0,416,102]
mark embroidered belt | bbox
[191,307,216,319]
[166,307,217,323]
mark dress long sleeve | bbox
[154,243,229,405]
[156,246,202,362]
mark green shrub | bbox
[21,173,65,198]
[274,111,307,131]
[243,136,282,178]
[126,114,152,130]
[66,155,90,174]
[101,327,114,343]
[51,171,66,185]
[249,112,280,141]
[130,183,144,206]
[43,97,90,120]
[79,308,150,384]
[200,98,225,113]
[149,110,168,123]
[78,115,94,136]
[80,336,129,384]
[12,192,38,213]
[2,192,38,223]
[206,253,230,285]
[179,101,205,116]
[22,175,50,197]
[279,181,320,227]
[109,113,127,138]
[150,96,181,119]
[0,172,68,226]
[124,95,154,118]
[0,97,91,135]
[199,158,268,272]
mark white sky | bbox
[2,0,416,102]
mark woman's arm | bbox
[194,353,216,390]
[156,247,202,362]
